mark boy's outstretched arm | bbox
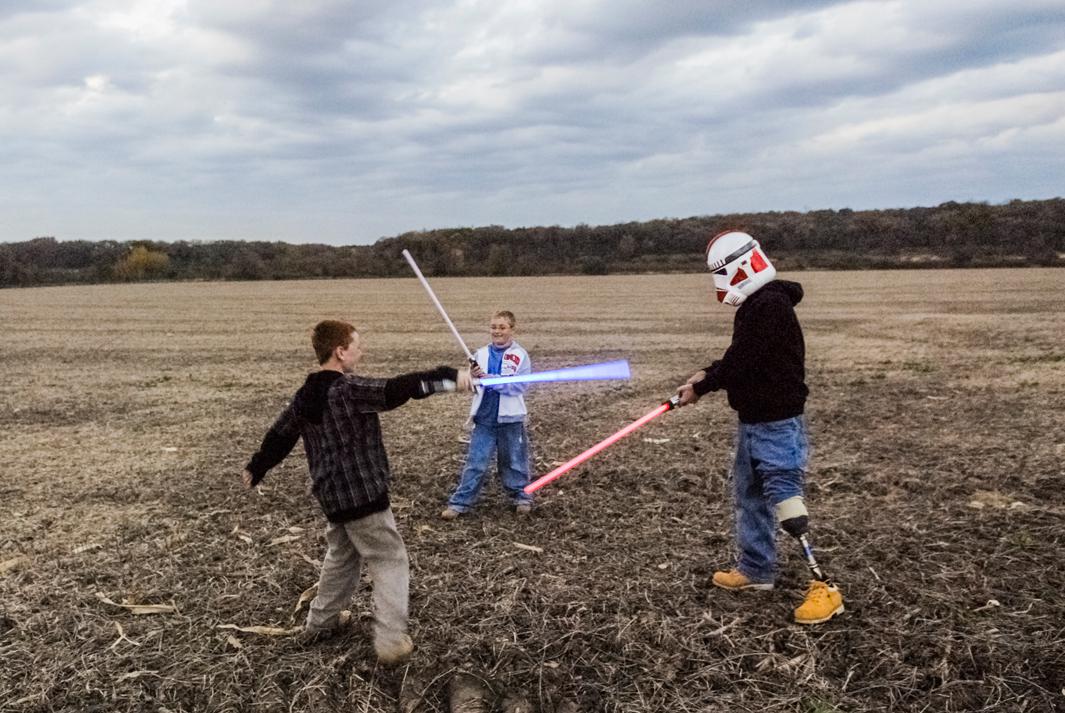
[243,405,301,487]
[384,366,472,408]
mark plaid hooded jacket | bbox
[245,367,455,522]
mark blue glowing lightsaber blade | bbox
[476,359,630,387]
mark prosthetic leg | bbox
[775,496,829,582]
[776,496,844,624]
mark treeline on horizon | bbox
[2,198,1062,288]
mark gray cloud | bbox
[1,0,1062,243]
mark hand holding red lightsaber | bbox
[524,394,682,494]
[674,369,706,407]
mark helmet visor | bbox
[707,239,756,271]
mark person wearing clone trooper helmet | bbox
[675,230,844,624]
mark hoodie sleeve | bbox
[383,366,460,408]
[245,402,302,485]
[335,368,460,413]
[332,374,391,413]
[693,293,790,395]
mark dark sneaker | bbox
[294,610,353,645]
[295,626,339,645]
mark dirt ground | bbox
[1,268,1063,712]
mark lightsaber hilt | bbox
[401,249,474,362]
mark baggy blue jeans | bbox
[448,421,533,511]
[732,416,809,583]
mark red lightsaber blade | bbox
[524,395,680,494]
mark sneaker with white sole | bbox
[794,580,844,624]
[712,568,775,591]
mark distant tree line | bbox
[2,199,1062,288]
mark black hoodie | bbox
[693,280,808,424]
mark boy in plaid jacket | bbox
[243,320,471,664]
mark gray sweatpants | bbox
[305,507,409,648]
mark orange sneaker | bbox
[712,568,774,591]
[794,580,844,624]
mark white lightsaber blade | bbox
[476,360,631,387]
[401,249,474,361]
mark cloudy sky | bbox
[2,1,1063,245]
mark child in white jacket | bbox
[441,310,534,519]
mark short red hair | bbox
[312,320,355,364]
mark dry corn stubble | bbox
[1,269,1064,712]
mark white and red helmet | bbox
[705,230,776,306]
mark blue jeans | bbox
[448,421,533,511]
[732,416,809,583]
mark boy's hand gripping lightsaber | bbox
[524,395,681,494]
[401,249,475,363]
